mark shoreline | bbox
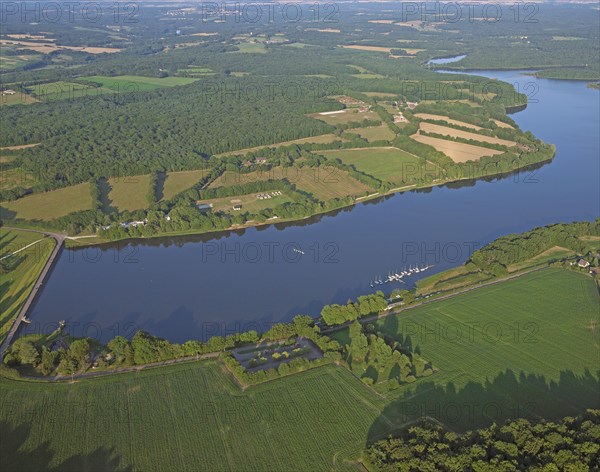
[17,155,552,249]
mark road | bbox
[0,227,66,354]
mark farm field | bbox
[0,361,383,471]
[340,45,392,53]
[309,109,380,126]
[342,268,600,432]
[0,91,38,106]
[80,75,198,92]
[26,81,110,101]
[200,192,292,214]
[106,175,153,212]
[161,170,208,200]
[0,183,92,220]
[317,147,425,185]
[231,42,267,53]
[208,166,372,200]
[414,113,483,131]
[419,122,517,147]
[411,133,504,162]
[350,125,395,142]
[0,230,55,343]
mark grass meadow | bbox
[318,147,425,185]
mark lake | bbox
[25,69,600,343]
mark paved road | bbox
[0,227,66,354]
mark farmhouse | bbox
[1,89,16,95]
[233,204,242,211]
[577,259,590,268]
[406,101,419,110]
[255,157,267,164]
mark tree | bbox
[17,341,40,367]
[68,339,90,369]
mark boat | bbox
[22,317,32,324]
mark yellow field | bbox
[310,109,380,125]
[0,40,120,54]
[419,122,516,147]
[492,119,514,129]
[107,175,152,212]
[162,170,207,200]
[209,166,371,200]
[350,125,396,142]
[1,183,92,220]
[340,45,392,53]
[411,133,504,163]
[415,113,483,131]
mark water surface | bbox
[26,70,600,343]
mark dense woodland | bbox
[364,409,600,471]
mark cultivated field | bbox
[1,183,92,220]
[200,192,292,214]
[411,133,504,162]
[0,230,55,343]
[27,81,110,101]
[310,109,380,126]
[209,166,372,201]
[352,269,600,431]
[350,125,395,142]
[80,76,198,92]
[0,362,383,471]
[340,45,392,53]
[107,175,153,212]
[318,147,424,185]
[0,168,36,191]
[418,122,516,147]
[162,170,208,200]
[414,113,483,131]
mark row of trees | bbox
[321,292,388,326]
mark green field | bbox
[349,125,395,142]
[161,170,207,200]
[27,81,111,101]
[80,75,198,92]
[0,268,597,470]
[0,183,92,220]
[209,166,372,201]
[231,42,267,54]
[0,362,383,471]
[0,168,36,191]
[319,147,424,185]
[0,230,55,343]
[106,175,152,212]
[364,269,600,432]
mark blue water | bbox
[26,70,600,343]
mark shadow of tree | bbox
[0,421,131,472]
[367,368,600,444]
